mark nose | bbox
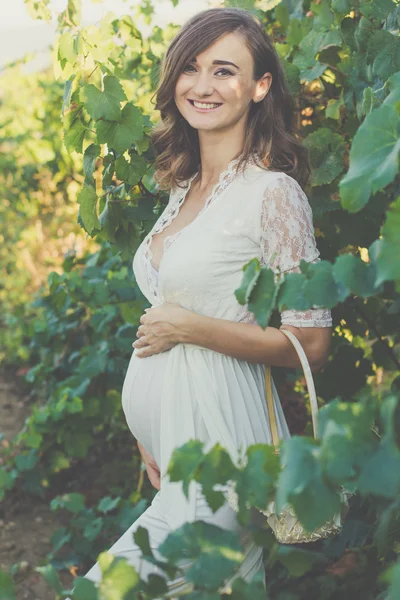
[191,70,215,98]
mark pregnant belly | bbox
[121,349,170,466]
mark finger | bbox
[151,474,160,490]
[136,348,149,357]
[133,338,147,348]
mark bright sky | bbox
[0,0,218,71]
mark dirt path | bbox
[0,373,72,599]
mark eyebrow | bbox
[190,58,240,70]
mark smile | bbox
[187,99,223,112]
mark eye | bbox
[182,64,234,76]
[216,68,234,76]
[183,64,196,73]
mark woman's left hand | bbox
[132,302,194,358]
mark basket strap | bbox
[265,328,319,448]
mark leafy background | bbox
[0,0,399,598]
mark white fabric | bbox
[74,156,332,595]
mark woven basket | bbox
[228,328,352,544]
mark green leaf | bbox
[63,104,86,153]
[50,492,86,513]
[0,469,13,493]
[35,565,63,594]
[235,258,261,305]
[133,526,154,558]
[277,272,310,312]
[367,30,400,80]
[83,143,100,183]
[304,128,345,185]
[71,577,98,600]
[159,521,243,590]
[339,104,400,212]
[81,76,126,121]
[77,184,100,235]
[98,554,140,599]
[303,260,340,308]
[96,102,145,154]
[359,0,396,20]
[293,29,342,81]
[15,450,38,472]
[67,0,82,26]
[332,253,378,298]
[84,517,104,541]
[374,498,400,558]
[50,527,72,554]
[375,197,400,285]
[331,0,351,13]
[386,559,400,600]
[195,444,236,512]
[24,0,52,21]
[23,430,43,449]
[276,437,342,531]
[235,444,280,513]
[247,267,280,329]
[0,569,16,600]
[358,396,400,499]
[168,440,205,498]
[115,154,147,186]
[58,31,77,64]
[98,496,121,513]
[62,75,76,116]
[318,398,378,485]
[326,89,345,120]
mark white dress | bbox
[79,156,332,594]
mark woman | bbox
[81,6,332,595]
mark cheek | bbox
[174,78,187,98]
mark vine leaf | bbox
[339,102,400,212]
[96,102,145,153]
[81,75,127,121]
[77,184,100,235]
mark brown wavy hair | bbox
[150,7,311,192]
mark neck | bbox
[195,128,247,190]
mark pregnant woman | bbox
[78,6,333,596]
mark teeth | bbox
[192,101,220,109]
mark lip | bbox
[187,99,223,113]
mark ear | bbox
[253,72,272,103]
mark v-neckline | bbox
[145,155,248,275]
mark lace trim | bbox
[235,305,332,327]
[143,153,256,299]
[281,307,332,327]
[260,173,320,274]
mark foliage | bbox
[1,0,400,598]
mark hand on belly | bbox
[132,302,194,358]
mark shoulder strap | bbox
[265,328,319,448]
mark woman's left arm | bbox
[178,317,331,373]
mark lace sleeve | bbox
[261,173,332,328]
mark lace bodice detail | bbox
[142,154,257,301]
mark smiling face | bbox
[174,31,272,133]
